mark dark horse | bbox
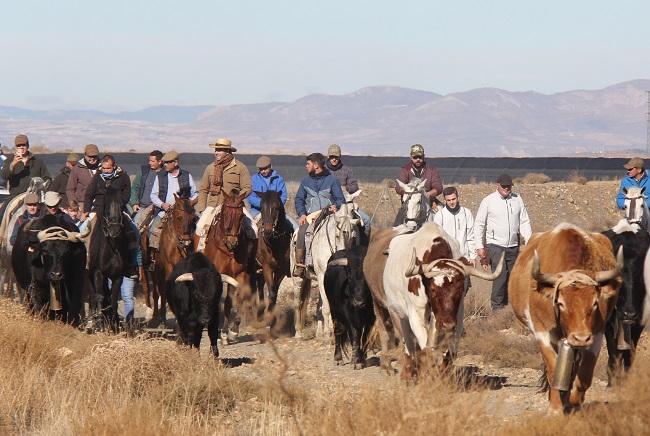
[87,187,129,330]
[195,190,256,343]
[255,191,292,313]
[151,189,197,325]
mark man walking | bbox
[474,174,532,311]
[433,186,476,262]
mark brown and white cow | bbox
[364,222,503,380]
[509,223,623,414]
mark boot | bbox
[292,247,306,277]
[147,249,157,272]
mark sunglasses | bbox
[258,166,271,171]
[499,184,512,189]
[164,160,177,164]
[86,155,99,159]
[328,156,340,160]
[411,155,424,160]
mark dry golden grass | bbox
[516,172,551,184]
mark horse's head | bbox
[396,178,428,230]
[27,177,49,202]
[101,187,124,239]
[220,189,246,251]
[333,203,362,250]
[170,190,197,250]
[623,186,647,225]
[257,190,285,238]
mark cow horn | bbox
[531,250,561,287]
[404,248,420,277]
[221,274,239,288]
[64,230,82,242]
[79,225,91,238]
[595,245,624,284]
[463,253,505,281]
[421,258,453,278]
[175,273,194,282]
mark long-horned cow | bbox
[509,223,623,414]
[367,222,503,380]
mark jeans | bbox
[121,277,135,322]
[487,244,520,310]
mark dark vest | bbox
[137,165,150,202]
[157,169,191,204]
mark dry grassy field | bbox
[1,179,649,435]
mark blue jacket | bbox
[616,172,650,209]
[295,169,345,217]
[248,170,288,215]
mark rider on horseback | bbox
[1,134,51,199]
[248,155,298,232]
[148,150,198,266]
[130,149,165,230]
[394,144,443,223]
[195,138,253,251]
[9,192,44,245]
[617,157,649,210]
[293,152,345,277]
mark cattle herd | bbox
[3,182,650,416]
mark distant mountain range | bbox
[1,79,648,156]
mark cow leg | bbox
[537,338,564,414]
[605,319,623,386]
[294,278,311,338]
[568,333,603,412]
[333,319,343,365]
[372,301,393,372]
[399,317,419,382]
[350,322,365,370]
[207,317,220,358]
[191,323,203,350]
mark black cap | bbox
[496,173,513,186]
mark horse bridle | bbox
[163,202,195,255]
[401,189,429,226]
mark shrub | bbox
[567,170,588,185]
[515,172,551,184]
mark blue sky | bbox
[1,0,648,110]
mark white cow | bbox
[383,222,503,379]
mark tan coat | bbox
[197,157,251,212]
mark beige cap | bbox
[163,150,179,161]
[211,138,237,152]
[66,153,80,162]
[43,191,62,207]
[327,144,341,157]
[24,192,40,204]
[15,134,29,146]
[256,156,271,168]
[624,157,644,170]
[84,143,99,156]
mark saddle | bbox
[0,193,28,249]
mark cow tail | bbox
[364,322,381,353]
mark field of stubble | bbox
[1,179,649,435]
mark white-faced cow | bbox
[166,252,239,358]
[509,223,623,414]
[324,246,375,369]
[366,222,503,380]
[602,219,650,384]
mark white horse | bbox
[395,178,434,230]
[622,186,650,232]
[291,190,363,338]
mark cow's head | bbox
[34,227,82,282]
[532,247,623,348]
[406,248,505,362]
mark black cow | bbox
[602,221,650,384]
[324,247,375,369]
[166,252,238,358]
[12,213,86,325]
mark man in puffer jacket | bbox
[293,152,345,277]
[247,156,297,231]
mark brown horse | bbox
[255,191,292,313]
[196,190,256,342]
[150,191,197,324]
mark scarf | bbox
[100,168,118,181]
[446,203,461,214]
[326,160,342,172]
[210,153,234,193]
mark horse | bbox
[195,189,256,343]
[150,190,198,325]
[255,191,293,314]
[0,177,49,301]
[393,178,433,230]
[291,190,364,338]
[622,186,650,232]
[86,187,130,330]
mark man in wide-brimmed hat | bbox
[617,156,649,209]
[196,138,252,250]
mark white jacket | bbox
[474,190,532,249]
[433,206,476,260]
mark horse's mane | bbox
[177,186,191,200]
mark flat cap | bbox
[410,144,425,157]
[24,192,40,204]
[43,191,62,207]
[15,134,29,146]
[163,150,179,161]
[496,173,513,186]
[211,138,237,152]
[327,144,341,157]
[256,155,272,168]
[624,157,644,170]
[66,153,80,162]
[84,143,99,156]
